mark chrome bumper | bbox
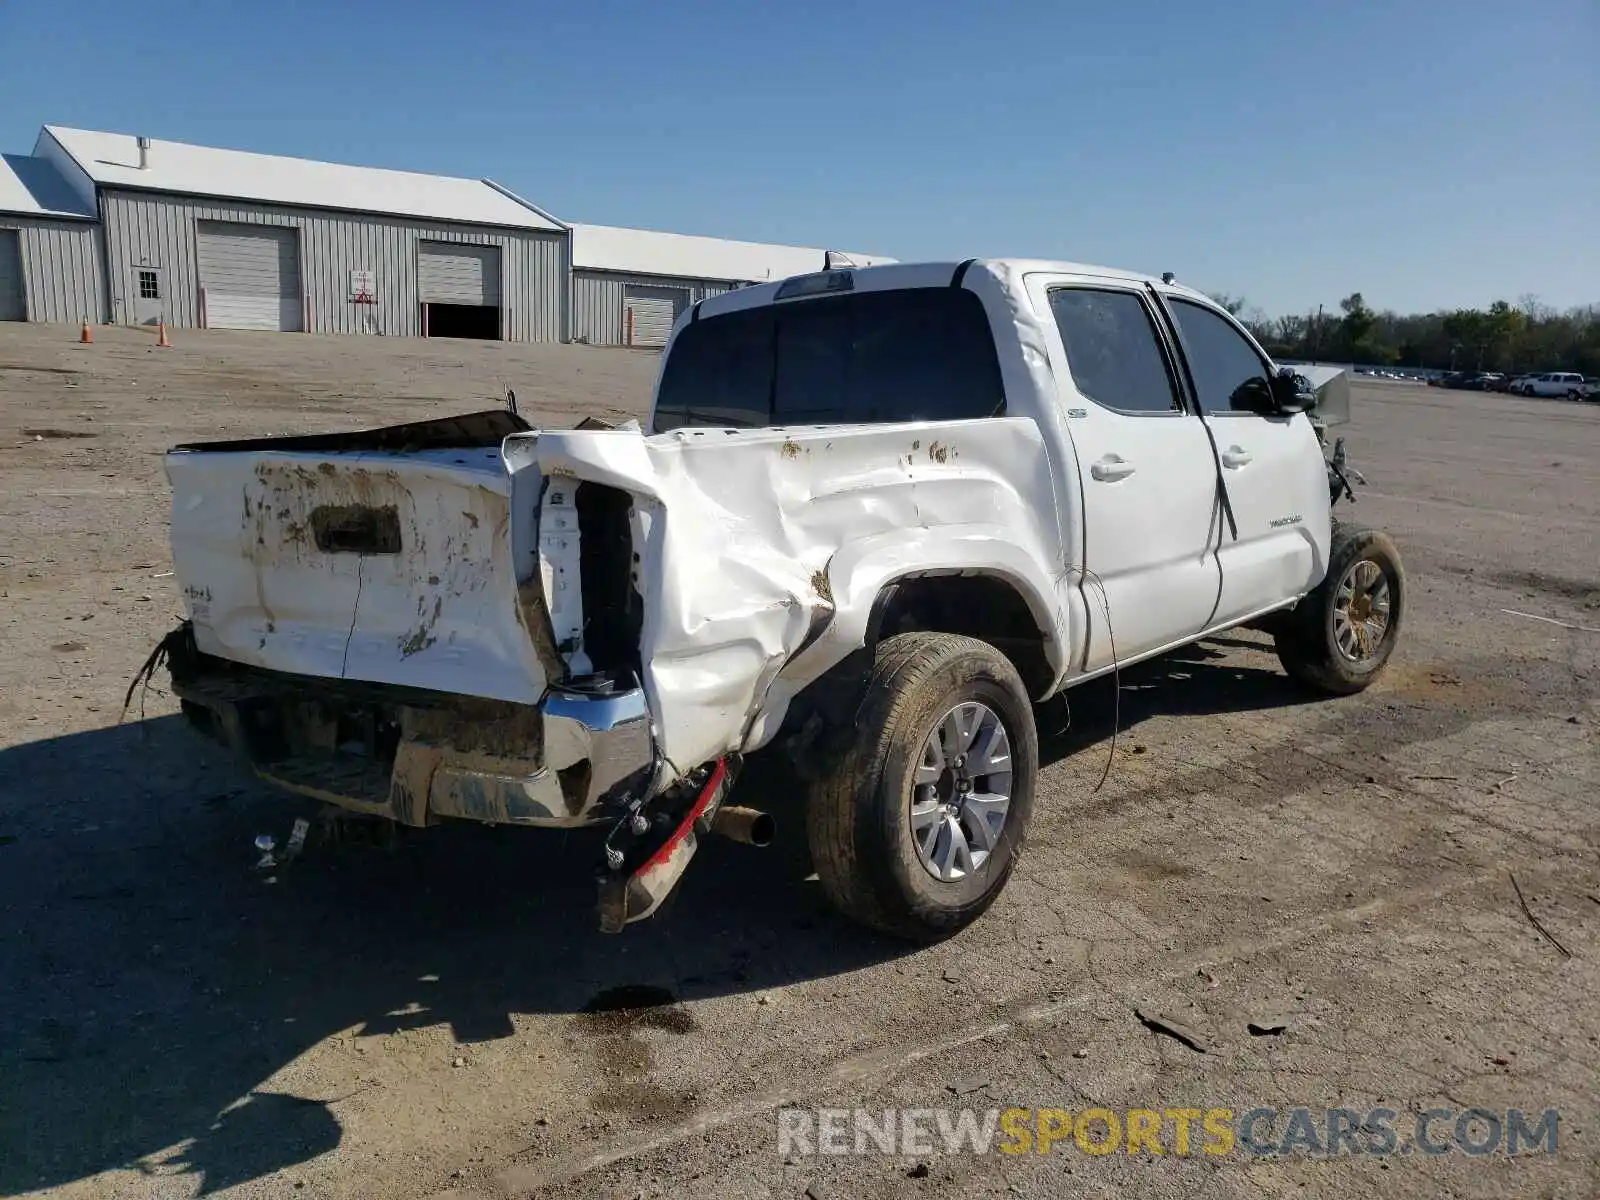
[420,687,654,827]
[172,659,655,828]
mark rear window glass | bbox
[652,287,1005,431]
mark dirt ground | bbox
[1,322,1596,1200]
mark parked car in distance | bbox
[1440,372,1501,391]
[1516,372,1587,399]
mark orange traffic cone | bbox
[79,319,93,345]
[156,319,171,348]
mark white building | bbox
[32,126,568,339]
[571,223,894,347]
[0,151,101,324]
[2,122,893,347]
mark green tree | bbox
[1483,300,1525,371]
[1199,284,1598,373]
[1442,309,1486,369]
[1333,293,1397,363]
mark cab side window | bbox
[1048,288,1182,415]
[1168,299,1274,415]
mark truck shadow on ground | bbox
[1035,635,1315,767]
[0,636,1309,1195]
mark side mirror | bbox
[1268,368,1315,414]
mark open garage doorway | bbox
[422,302,500,339]
[419,242,501,340]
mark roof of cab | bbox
[694,258,1218,320]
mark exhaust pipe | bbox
[710,805,774,847]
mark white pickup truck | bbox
[152,259,1403,940]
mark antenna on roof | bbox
[1161,271,1176,284]
[823,250,862,270]
[136,136,151,170]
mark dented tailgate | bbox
[165,444,549,704]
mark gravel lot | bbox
[1,322,1596,1200]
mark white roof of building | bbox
[0,152,96,219]
[39,126,563,232]
[571,223,894,284]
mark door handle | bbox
[1221,446,1253,469]
[1090,455,1136,482]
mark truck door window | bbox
[653,287,1004,431]
[1047,288,1182,415]
[1166,299,1274,415]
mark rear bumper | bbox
[169,642,654,828]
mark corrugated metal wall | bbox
[99,190,567,341]
[0,216,104,324]
[573,269,735,346]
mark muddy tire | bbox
[1276,523,1404,695]
[805,633,1037,942]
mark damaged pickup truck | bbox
[152,259,1402,940]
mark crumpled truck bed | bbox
[166,411,1069,795]
[522,416,1068,780]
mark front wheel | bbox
[806,633,1037,942]
[1276,524,1405,695]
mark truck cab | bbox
[649,260,1333,674]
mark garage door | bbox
[624,285,689,348]
[0,230,24,322]
[198,223,302,331]
[418,243,501,305]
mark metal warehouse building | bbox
[571,223,894,347]
[33,126,569,340]
[0,151,102,324]
[7,122,893,347]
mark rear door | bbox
[1031,276,1222,671]
[132,266,165,325]
[1158,291,1329,627]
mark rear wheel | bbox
[1276,524,1405,695]
[806,633,1037,941]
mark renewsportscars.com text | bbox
[776,1105,1559,1159]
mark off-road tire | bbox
[806,633,1037,942]
[1276,523,1404,695]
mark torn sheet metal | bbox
[523,414,1070,777]
[165,261,1088,790]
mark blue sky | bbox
[2,0,1594,315]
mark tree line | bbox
[1209,292,1600,376]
